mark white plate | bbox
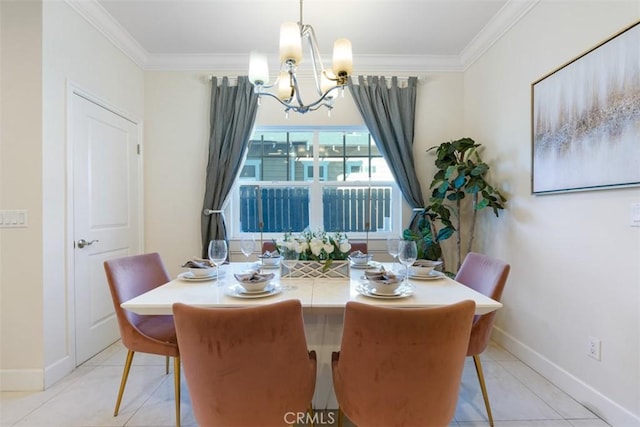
[177,271,224,282]
[356,284,413,299]
[350,261,382,269]
[408,270,445,281]
[226,284,282,299]
[252,262,281,270]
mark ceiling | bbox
[69,0,537,72]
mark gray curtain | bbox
[201,76,259,258]
[348,76,425,228]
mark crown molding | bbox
[66,0,536,73]
[65,0,149,69]
[460,0,540,69]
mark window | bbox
[231,128,401,238]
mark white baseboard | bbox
[44,354,74,389]
[0,355,74,392]
[492,327,640,427]
[0,369,43,391]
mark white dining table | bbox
[121,262,501,315]
[121,262,502,409]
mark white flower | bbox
[309,239,323,256]
[323,243,334,254]
[339,242,351,253]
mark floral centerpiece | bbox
[276,228,352,276]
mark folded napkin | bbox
[233,271,275,283]
[364,269,401,284]
[412,259,442,267]
[181,259,214,269]
[259,250,281,258]
[350,250,368,258]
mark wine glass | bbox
[239,236,256,269]
[398,240,417,286]
[280,247,299,285]
[386,236,401,272]
[208,239,228,285]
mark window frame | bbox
[228,126,405,240]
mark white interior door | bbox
[72,93,141,365]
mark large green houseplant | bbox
[405,138,507,272]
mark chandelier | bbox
[248,0,353,116]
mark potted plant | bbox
[407,138,507,272]
[402,209,453,264]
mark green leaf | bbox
[444,165,456,179]
[475,198,489,210]
[453,174,466,189]
[470,163,489,176]
[437,227,455,241]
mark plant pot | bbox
[280,260,350,279]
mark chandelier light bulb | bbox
[279,22,303,64]
[277,71,293,101]
[248,52,270,85]
[321,71,337,98]
[332,38,353,77]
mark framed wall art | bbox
[531,21,640,194]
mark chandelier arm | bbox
[289,68,307,109]
[296,85,341,112]
[253,88,297,110]
[302,25,326,96]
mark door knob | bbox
[76,239,99,249]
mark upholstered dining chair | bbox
[332,300,476,427]
[261,241,277,253]
[103,253,181,427]
[349,242,368,254]
[172,299,316,426]
[455,252,511,427]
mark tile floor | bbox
[1,341,609,427]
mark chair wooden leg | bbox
[337,408,343,427]
[307,405,314,427]
[165,356,169,374]
[174,357,181,427]
[473,354,494,427]
[114,350,135,416]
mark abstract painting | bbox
[532,22,640,194]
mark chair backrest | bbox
[261,241,277,253]
[455,252,510,355]
[349,242,368,254]
[333,300,476,426]
[172,299,316,426]
[104,253,171,347]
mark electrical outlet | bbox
[588,336,601,361]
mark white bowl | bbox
[369,278,403,295]
[409,260,443,277]
[258,255,282,266]
[364,270,404,294]
[187,267,216,277]
[349,254,373,265]
[234,272,274,292]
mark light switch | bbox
[631,203,640,227]
[0,210,28,228]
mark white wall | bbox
[41,0,144,387]
[143,72,463,277]
[0,0,44,390]
[0,0,145,390]
[463,1,640,425]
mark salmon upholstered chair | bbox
[332,300,476,426]
[103,253,181,426]
[455,252,511,426]
[349,242,368,254]
[172,299,316,426]
[261,241,277,253]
